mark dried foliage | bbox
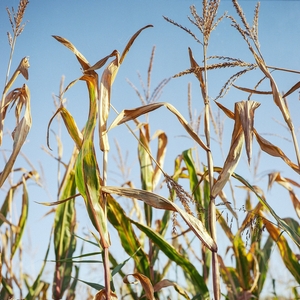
[1,1,300,300]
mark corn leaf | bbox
[66,265,79,300]
[228,170,300,247]
[11,176,28,258]
[130,219,210,298]
[153,279,190,299]
[256,236,274,295]
[138,124,153,226]
[152,130,167,188]
[253,129,300,174]
[182,149,202,203]
[53,154,77,299]
[124,273,154,300]
[47,105,83,151]
[103,186,216,251]
[107,194,150,276]
[263,218,300,283]
[283,81,300,98]
[211,102,245,198]
[25,233,51,300]
[93,290,118,300]
[0,187,15,227]
[107,102,209,152]
[0,84,31,187]
[253,52,293,130]
[233,84,272,95]
[76,278,104,291]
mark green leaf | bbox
[131,219,210,298]
[76,278,105,291]
[11,177,29,258]
[218,168,300,248]
[53,158,77,299]
[107,194,150,276]
[25,233,51,300]
[182,149,202,203]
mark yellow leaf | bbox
[253,129,300,174]
[211,102,245,198]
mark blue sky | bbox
[1,0,300,298]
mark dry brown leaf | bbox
[237,101,260,164]
[211,102,245,198]
[283,81,300,98]
[267,172,300,218]
[253,52,293,130]
[0,84,31,187]
[52,35,90,71]
[233,84,272,95]
[93,290,118,300]
[101,186,217,251]
[99,51,120,152]
[215,101,234,119]
[120,25,153,64]
[253,129,300,174]
[123,273,154,300]
[152,130,167,188]
[2,57,30,96]
[188,47,206,100]
[153,279,190,299]
[107,102,209,152]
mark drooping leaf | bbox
[107,194,150,276]
[211,102,245,198]
[93,290,118,300]
[76,278,104,291]
[131,219,210,298]
[228,170,300,247]
[253,129,300,174]
[107,102,209,152]
[124,273,154,300]
[153,279,190,299]
[103,186,217,251]
[263,218,300,283]
[0,84,32,187]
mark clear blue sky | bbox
[1,0,300,298]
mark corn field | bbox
[1,1,300,299]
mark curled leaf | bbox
[123,273,154,300]
[0,84,31,187]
